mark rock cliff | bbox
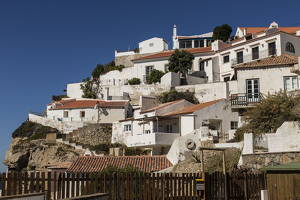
[3,138,85,172]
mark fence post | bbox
[244,173,248,200]
[47,172,51,200]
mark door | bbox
[246,79,259,102]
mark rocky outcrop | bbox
[3,138,85,172]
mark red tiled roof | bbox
[164,99,224,116]
[235,54,298,69]
[140,99,185,114]
[66,156,172,173]
[49,100,127,110]
[239,27,300,35]
[132,47,212,61]
[119,117,134,122]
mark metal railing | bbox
[116,47,138,53]
[230,93,264,107]
[231,48,277,65]
[29,110,46,117]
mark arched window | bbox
[286,42,295,53]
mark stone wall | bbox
[242,151,300,170]
[72,125,112,146]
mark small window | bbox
[252,47,259,60]
[149,43,154,47]
[167,125,172,133]
[286,42,295,53]
[200,61,205,71]
[237,51,243,64]
[194,40,200,48]
[80,111,85,118]
[63,111,68,118]
[146,66,153,77]
[231,122,238,130]
[223,55,229,63]
[124,125,131,132]
[145,130,151,134]
[268,42,276,55]
[284,76,298,90]
[165,64,169,72]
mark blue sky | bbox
[0,0,299,172]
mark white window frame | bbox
[284,76,299,90]
[231,121,238,130]
[124,124,131,132]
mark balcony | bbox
[231,48,277,66]
[230,93,264,110]
[125,132,180,148]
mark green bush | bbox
[127,78,141,85]
[234,90,300,142]
[146,69,165,84]
[157,89,199,104]
[100,164,142,174]
[91,61,125,79]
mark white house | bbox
[231,54,299,110]
[216,22,300,82]
[112,97,239,155]
[47,98,132,124]
[172,25,214,49]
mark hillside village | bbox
[5,21,300,176]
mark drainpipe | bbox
[156,117,158,133]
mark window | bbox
[165,64,169,72]
[149,43,154,47]
[284,76,298,90]
[63,111,68,118]
[268,42,276,55]
[223,55,229,63]
[194,40,204,48]
[207,39,214,47]
[237,51,243,64]
[167,125,172,133]
[252,47,259,60]
[200,61,205,71]
[179,40,192,48]
[286,42,295,53]
[124,125,131,132]
[80,111,85,118]
[145,130,151,134]
[146,66,153,77]
[231,122,238,130]
[247,79,259,99]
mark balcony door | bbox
[246,79,259,102]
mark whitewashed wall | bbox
[139,37,168,54]
[67,83,83,99]
[237,66,299,95]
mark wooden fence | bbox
[0,171,266,200]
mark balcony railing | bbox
[116,47,138,53]
[231,48,277,65]
[231,93,264,107]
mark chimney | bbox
[173,25,177,38]
[244,28,247,36]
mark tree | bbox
[168,49,194,81]
[91,64,105,79]
[147,69,165,84]
[91,61,125,80]
[213,24,232,42]
[157,89,199,104]
[80,77,101,99]
[234,90,300,141]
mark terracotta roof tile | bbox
[49,100,127,110]
[140,99,185,114]
[164,99,224,116]
[235,54,298,69]
[239,27,300,35]
[66,156,172,173]
[132,47,212,61]
[119,117,134,122]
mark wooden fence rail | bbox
[0,172,266,200]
